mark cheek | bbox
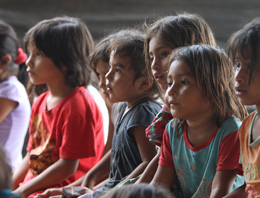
[161,59,169,70]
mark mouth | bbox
[235,86,247,96]
[153,72,165,82]
[27,70,34,76]
[168,98,179,107]
[153,70,168,81]
[106,85,112,92]
[101,89,109,97]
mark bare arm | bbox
[102,118,114,157]
[13,157,79,197]
[223,183,248,198]
[12,152,30,190]
[210,170,237,198]
[81,150,111,190]
[37,150,112,198]
[0,98,18,123]
[117,126,157,185]
[151,164,176,190]
[135,149,160,184]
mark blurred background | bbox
[1,0,260,49]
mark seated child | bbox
[224,17,260,198]
[12,16,104,197]
[0,19,31,170]
[151,45,247,197]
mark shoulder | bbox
[131,100,161,118]
[0,76,29,103]
[123,100,161,128]
[239,111,257,136]
[218,115,242,137]
[241,111,257,126]
[59,87,101,117]
[165,120,179,139]
[64,87,94,106]
[135,100,161,113]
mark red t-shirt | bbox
[24,87,104,186]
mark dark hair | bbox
[90,29,140,77]
[108,29,159,99]
[144,13,216,94]
[168,45,247,132]
[24,16,94,87]
[100,184,174,198]
[0,20,27,83]
[228,17,260,83]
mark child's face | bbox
[149,34,173,92]
[26,42,65,86]
[96,60,110,100]
[165,59,212,119]
[235,55,260,107]
[106,51,140,106]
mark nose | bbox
[98,75,106,90]
[105,68,112,84]
[235,66,247,84]
[151,57,160,71]
[166,82,177,96]
[25,54,32,68]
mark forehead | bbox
[169,59,192,75]
[26,40,37,51]
[96,60,109,72]
[110,50,132,69]
[149,34,171,50]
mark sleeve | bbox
[0,81,22,103]
[59,98,97,159]
[145,105,173,147]
[217,129,241,171]
[159,129,175,168]
[127,101,161,130]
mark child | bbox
[137,13,217,184]
[225,17,260,198]
[89,31,126,156]
[82,28,161,197]
[90,29,143,157]
[0,19,31,170]
[151,45,247,197]
[12,16,104,197]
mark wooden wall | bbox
[0,0,260,48]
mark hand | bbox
[34,188,62,198]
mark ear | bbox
[0,54,12,69]
[60,63,68,72]
[136,76,153,92]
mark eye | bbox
[36,51,43,57]
[235,62,241,70]
[181,80,189,85]
[149,55,154,62]
[161,51,170,58]
[115,68,121,73]
[167,81,172,87]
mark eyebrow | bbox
[111,62,126,69]
[168,72,194,79]
[149,45,171,53]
